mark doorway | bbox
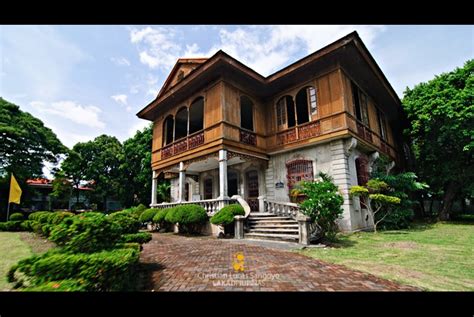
[246,170,259,211]
[228,170,238,197]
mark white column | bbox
[178,162,186,202]
[151,170,158,206]
[218,149,228,199]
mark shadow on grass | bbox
[136,262,165,291]
[325,236,358,248]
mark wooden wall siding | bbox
[368,99,380,135]
[205,82,223,129]
[149,67,401,169]
[223,82,240,126]
[152,119,163,153]
[168,64,198,88]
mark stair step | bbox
[249,212,276,216]
[249,228,299,233]
[249,223,298,229]
[248,219,296,223]
[245,233,299,242]
[248,216,293,220]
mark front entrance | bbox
[228,171,238,197]
[246,170,259,211]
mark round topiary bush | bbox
[210,204,245,225]
[152,208,172,224]
[107,211,141,234]
[9,213,24,221]
[139,208,159,223]
[171,204,208,234]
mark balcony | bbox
[356,121,373,143]
[239,129,257,146]
[276,120,321,145]
[161,130,205,159]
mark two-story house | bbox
[137,31,408,242]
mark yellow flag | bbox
[9,174,22,204]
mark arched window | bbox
[286,159,314,192]
[162,115,174,146]
[240,95,254,131]
[174,107,188,140]
[276,95,295,129]
[189,97,204,134]
[295,86,314,124]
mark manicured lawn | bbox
[301,221,474,291]
[0,232,54,290]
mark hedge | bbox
[210,204,245,225]
[9,213,24,221]
[0,221,23,232]
[153,208,173,224]
[165,204,207,234]
[49,212,123,253]
[107,211,141,234]
[120,232,152,244]
[8,248,139,291]
[139,208,159,223]
[22,279,87,292]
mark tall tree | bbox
[0,98,66,215]
[402,60,474,220]
[119,124,152,207]
[61,147,88,205]
[0,97,66,179]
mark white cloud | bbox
[110,56,131,66]
[130,26,181,70]
[111,94,128,105]
[129,25,386,77]
[30,100,105,129]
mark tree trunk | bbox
[439,181,458,221]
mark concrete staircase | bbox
[245,212,299,242]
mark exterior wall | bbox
[265,138,374,232]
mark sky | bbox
[1,25,473,151]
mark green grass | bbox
[0,232,54,290]
[300,221,474,291]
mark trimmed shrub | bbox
[9,213,24,221]
[107,211,141,234]
[31,221,43,235]
[139,208,159,223]
[120,232,152,244]
[29,211,52,224]
[116,242,141,253]
[22,279,87,292]
[0,221,23,232]
[49,213,123,253]
[20,220,34,232]
[167,204,208,234]
[8,248,140,291]
[48,211,75,225]
[210,204,245,225]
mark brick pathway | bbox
[138,233,418,291]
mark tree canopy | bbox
[402,59,474,219]
[0,97,66,179]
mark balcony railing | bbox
[151,197,237,216]
[356,122,373,143]
[276,120,321,145]
[161,130,205,159]
[239,129,257,146]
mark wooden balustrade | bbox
[161,131,205,159]
[276,120,321,145]
[239,129,257,146]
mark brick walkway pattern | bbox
[139,233,418,291]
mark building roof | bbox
[137,31,403,123]
[26,178,93,191]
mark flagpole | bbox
[6,202,11,222]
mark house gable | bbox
[156,58,208,100]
